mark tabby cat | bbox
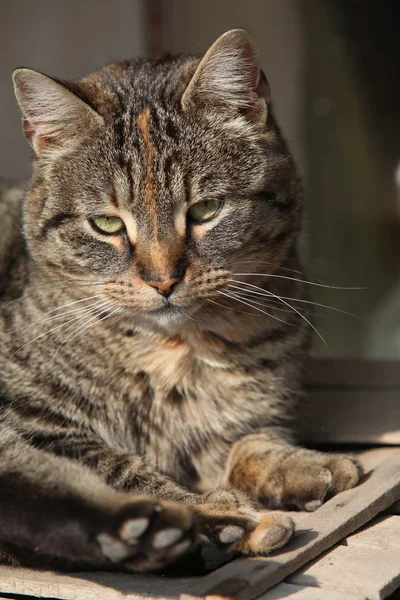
[0,29,362,572]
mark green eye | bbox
[187,200,223,223]
[91,216,125,234]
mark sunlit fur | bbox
[0,30,361,570]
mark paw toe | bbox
[235,513,294,555]
[120,517,149,542]
[329,456,363,494]
[97,533,133,562]
[152,527,184,550]
[304,499,322,512]
[110,498,196,571]
[219,525,245,544]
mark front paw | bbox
[192,489,294,569]
[97,497,197,571]
[229,449,363,511]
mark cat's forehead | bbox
[79,58,267,219]
[87,57,197,118]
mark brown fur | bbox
[0,29,362,571]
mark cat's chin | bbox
[145,303,191,327]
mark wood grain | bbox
[259,582,363,599]
[0,566,199,600]
[289,545,400,600]
[180,450,400,600]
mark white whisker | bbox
[217,290,293,326]
[207,298,259,316]
[228,281,362,320]
[234,259,326,282]
[233,273,366,290]
[61,306,121,347]
[10,304,108,357]
[48,303,114,351]
[229,279,327,346]
[36,294,103,317]
[9,299,108,333]
[227,287,313,315]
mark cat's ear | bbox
[181,29,269,124]
[13,68,103,157]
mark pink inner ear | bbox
[23,118,56,153]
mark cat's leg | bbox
[0,427,196,571]
[35,432,294,563]
[224,427,363,511]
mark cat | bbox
[0,29,362,572]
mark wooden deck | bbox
[2,361,400,600]
[1,447,400,600]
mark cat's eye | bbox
[187,200,223,223]
[91,216,125,235]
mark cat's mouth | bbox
[147,299,187,319]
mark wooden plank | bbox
[305,359,400,388]
[386,500,400,514]
[289,545,400,600]
[356,447,400,472]
[343,515,400,551]
[0,566,199,600]
[300,389,400,445]
[258,582,363,599]
[180,450,400,600]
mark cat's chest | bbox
[122,328,231,389]
[98,329,254,483]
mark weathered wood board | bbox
[259,582,363,599]
[181,450,400,600]
[0,567,199,600]
[289,545,400,600]
[343,514,400,551]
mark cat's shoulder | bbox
[0,179,25,217]
[0,180,27,292]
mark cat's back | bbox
[0,181,27,299]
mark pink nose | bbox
[147,277,182,297]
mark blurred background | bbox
[1,0,399,359]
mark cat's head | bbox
[13,29,301,324]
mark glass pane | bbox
[169,0,400,359]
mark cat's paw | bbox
[97,497,197,571]
[255,449,363,511]
[193,489,294,569]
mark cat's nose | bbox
[147,277,182,297]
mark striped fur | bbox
[0,30,361,571]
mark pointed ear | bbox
[182,29,270,124]
[13,68,103,157]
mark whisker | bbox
[229,279,327,345]
[227,287,314,316]
[276,295,364,321]
[0,283,107,314]
[234,259,326,283]
[179,308,200,322]
[207,298,260,317]
[10,305,109,357]
[9,300,108,333]
[34,295,104,317]
[231,280,327,346]
[217,290,293,326]
[228,282,362,320]
[48,303,114,352]
[60,306,121,347]
[233,273,366,290]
